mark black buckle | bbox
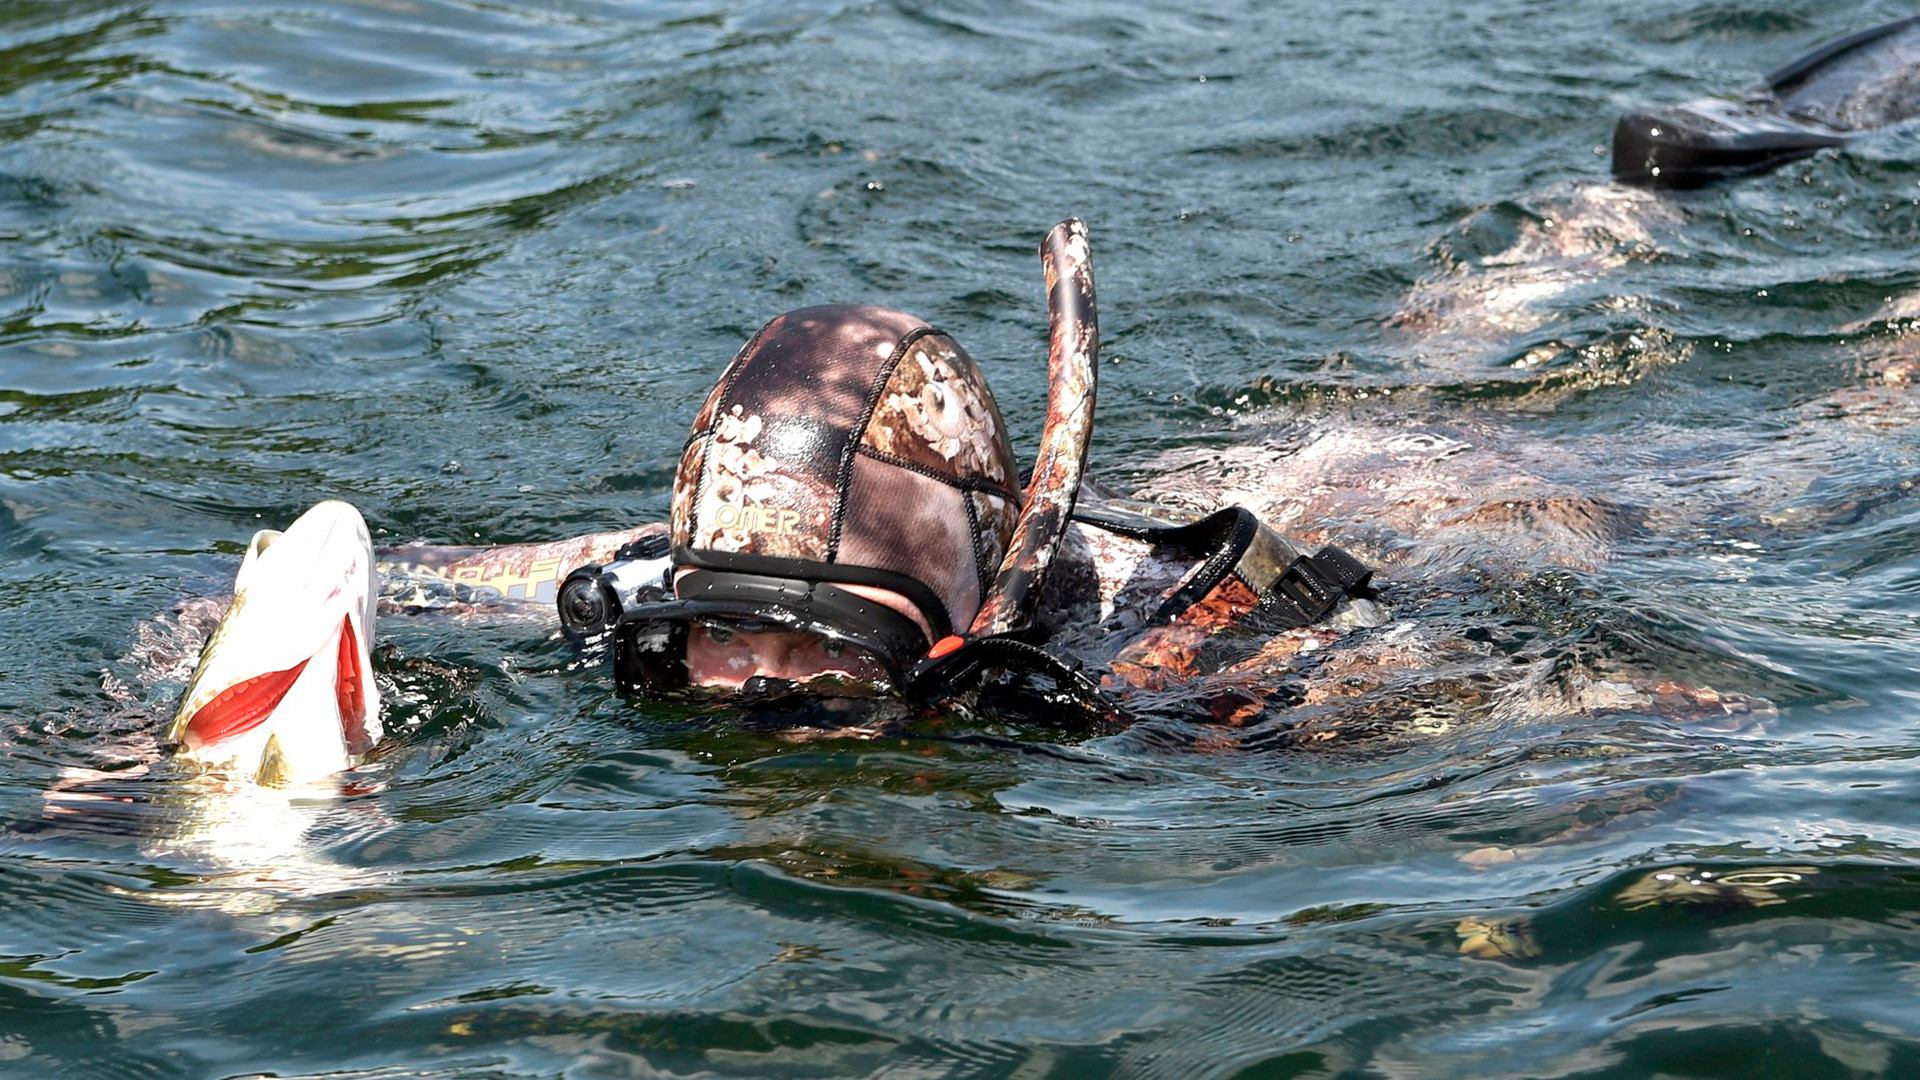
[1262,546,1374,629]
[614,532,671,562]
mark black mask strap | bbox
[676,546,952,642]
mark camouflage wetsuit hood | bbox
[668,304,1021,648]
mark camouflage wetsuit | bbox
[373,494,1381,715]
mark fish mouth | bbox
[178,613,375,756]
[170,501,384,782]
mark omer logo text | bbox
[714,503,803,534]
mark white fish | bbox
[166,500,382,785]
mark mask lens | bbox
[681,618,889,691]
[613,615,893,696]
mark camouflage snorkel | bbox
[970,218,1099,641]
[904,218,1107,704]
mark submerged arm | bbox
[376,524,666,617]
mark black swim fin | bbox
[1613,16,1920,188]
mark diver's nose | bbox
[745,634,803,678]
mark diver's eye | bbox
[704,624,735,645]
[822,638,845,657]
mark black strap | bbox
[615,532,671,561]
[676,546,953,642]
[1071,503,1245,550]
[1075,503,1375,629]
[1148,510,1263,625]
[909,512,1374,723]
[1071,505,1265,625]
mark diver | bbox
[424,220,1379,721]
[563,231,1383,724]
[168,219,1386,780]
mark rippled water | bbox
[4,1,1920,1077]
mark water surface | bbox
[3,1,1920,1077]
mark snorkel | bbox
[967,218,1099,641]
[906,218,1102,697]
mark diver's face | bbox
[683,623,889,689]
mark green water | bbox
[3,1,1920,1077]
